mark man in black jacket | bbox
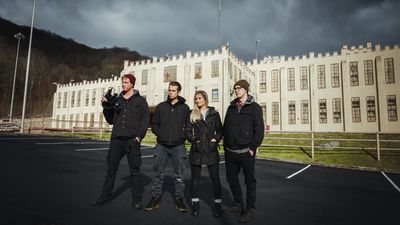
[144,81,190,212]
[93,74,149,210]
[223,79,264,223]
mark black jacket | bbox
[103,90,150,140]
[223,95,265,152]
[151,96,190,146]
[185,107,223,165]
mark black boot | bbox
[239,208,255,223]
[213,202,223,217]
[191,201,200,217]
[144,196,161,211]
[175,197,188,213]
[92,194,112,206]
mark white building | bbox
[52,42,400,133]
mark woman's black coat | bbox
[185,107,223,166]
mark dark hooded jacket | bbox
[185,107,223,165]
[151,96,190,146]
[103,90,149,140]
[223,95,265,152]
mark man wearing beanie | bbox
[93,74,149,209]
[223,79,264,223]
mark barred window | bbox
[61,114,66,128]
[195,62,202,79]
[385,58,395,84]
[260,71,266,93]
[63,92,68,108]
[71,91,75,108]
[212,89,219,102]
[69,114,74,128]
[317,65,326,89]
[211,60,219,77]
[83,113,88,128]
[331,63,340,88]
[366,96,376,122]
[287,68,295,91]
[350,61,359,86]
[85,90,89,106]
[271,70,279,92]
[272,102,279,125]
[75,114,79,127]
[364,60,374,85]
[77,90,81,107]
[319,99,327,123]
[91,89,96,106]
[229,61,233,79]
[301,100,309,124]
[352,97,361,122]
[387,95,398,121]
[142,69,148,85]
[57,93,61,108]
[261,103,267,125]
[288,101,296,124]
[332,98,341,123]
[164,66,177,82]
[300,66,308,90]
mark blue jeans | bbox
[151,144,187,198]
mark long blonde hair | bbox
[190,90,209,123]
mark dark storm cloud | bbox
[0,0,399,61]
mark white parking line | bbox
[286,165,312,179]
[76,148,109,151]
[0,137,82,140]
[36,142,108,145]
[381,172,400,192]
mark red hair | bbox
[121,74,136,86]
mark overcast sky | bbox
[0,0,399,61]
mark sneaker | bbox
[227,202,244,215]
[132,201,143,210]
[213,202,223,217]
[92,194,112,206]
[191,201,200,217]
[175,198,188,212]
[239,208,255,223]
[144,196,161,211]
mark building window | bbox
[142,69,148,85]
[195,62,202,79]
[271,70,279,92]
[366,96,376,122]
[75,114,80,127]
[83,113,88,128]
[385,58,395,84]
[364,60,374,85]
[63,92,68,108]
[90,113,95,128]
[229,61,233,79]
[57,93,61,108]
[91,89,96,106]
[260,71,266,93]
[319,99,327,123]
[56,115,60,128]
[300,66,308,90]
[287,68,295,91]
[69,114,74,128]
[163,89,168,101]
[351,97,361,122]
[61,115,66,128]
[234,66,237,81]
[350,61,359,86]
[77,90,81,107]
[301,100,309,124]
[164,66,177,82]
[85,90,90,107]
[288,101,296,125]
[331,63,340,88]
[332,98,341,123]
[261,103,267,125]
[387,95,398,121]
[99,112,104,128]
[212,89,219,102]
[71,91,75,108]
[272,102,279,125]
[317,65,326,89]
[211,60,219,77]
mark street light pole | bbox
[255,40,260,61]
[20,0,36,133]
[9,33,25,121]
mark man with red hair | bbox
[93,74,150,210]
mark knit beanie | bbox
[234,79,249,92]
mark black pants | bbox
[102,138,142,201]
[225,150,256,209]
[190,163,222,200]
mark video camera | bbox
[102,88,120,110]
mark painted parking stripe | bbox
[36,142,108,145]
[0,137,82,140]
[286,165,312,179]
[76,148,109,151]
[381,172,400,193]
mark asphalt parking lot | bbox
[0,134,399,225]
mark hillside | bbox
[0,17,148,118]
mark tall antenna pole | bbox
[218,0,222,48]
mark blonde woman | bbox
[185,90,223,217]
